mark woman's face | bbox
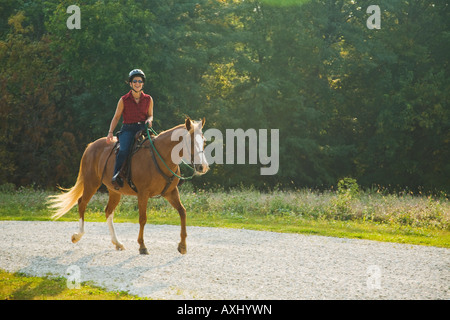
[130,76,144,92]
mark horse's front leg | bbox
[164,187,187,254]
[105,190,124,251]
[137,194,149,255]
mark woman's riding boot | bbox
[112,172,124,189]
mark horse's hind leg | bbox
[72,182,100,243]
[105,190,124,250]
[71,199,85,243]
[71,193,91,243]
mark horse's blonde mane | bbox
[156,118,203,139]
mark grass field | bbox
[1,182,449,248]
[0,270,145,300]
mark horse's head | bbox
[184,117,209,175]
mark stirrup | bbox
[112,173,124,189]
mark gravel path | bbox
[0,221,448,299]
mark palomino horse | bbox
[48,117,209,254]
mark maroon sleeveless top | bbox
[121,90,151,124]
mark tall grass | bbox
[177,186,449,230]
[0,182,449,231]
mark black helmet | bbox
[128,69,146,82]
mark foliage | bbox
[337,177,359,196]
[330,177,360,219]
[0,0,448,192]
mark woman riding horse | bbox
[48,117,209,255]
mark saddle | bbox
[113,130,151,192]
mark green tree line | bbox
[0,0,448,192]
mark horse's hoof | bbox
[71,233,83,243]
[178,243,187,255]
[139,248,149,255]
[115,243,125,251]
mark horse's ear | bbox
[185,117,192,131]
[201,117,205,128]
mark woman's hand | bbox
[106,132,114,144]
[145,118,153,127]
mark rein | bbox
[145,126,195,180]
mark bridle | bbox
[146,126,198,180]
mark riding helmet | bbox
[128,69,146,83]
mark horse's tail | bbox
[48,158,85,220]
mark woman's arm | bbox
[106,98,124,144]
[145,96,154,127]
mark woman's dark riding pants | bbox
[113,122,146,176]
